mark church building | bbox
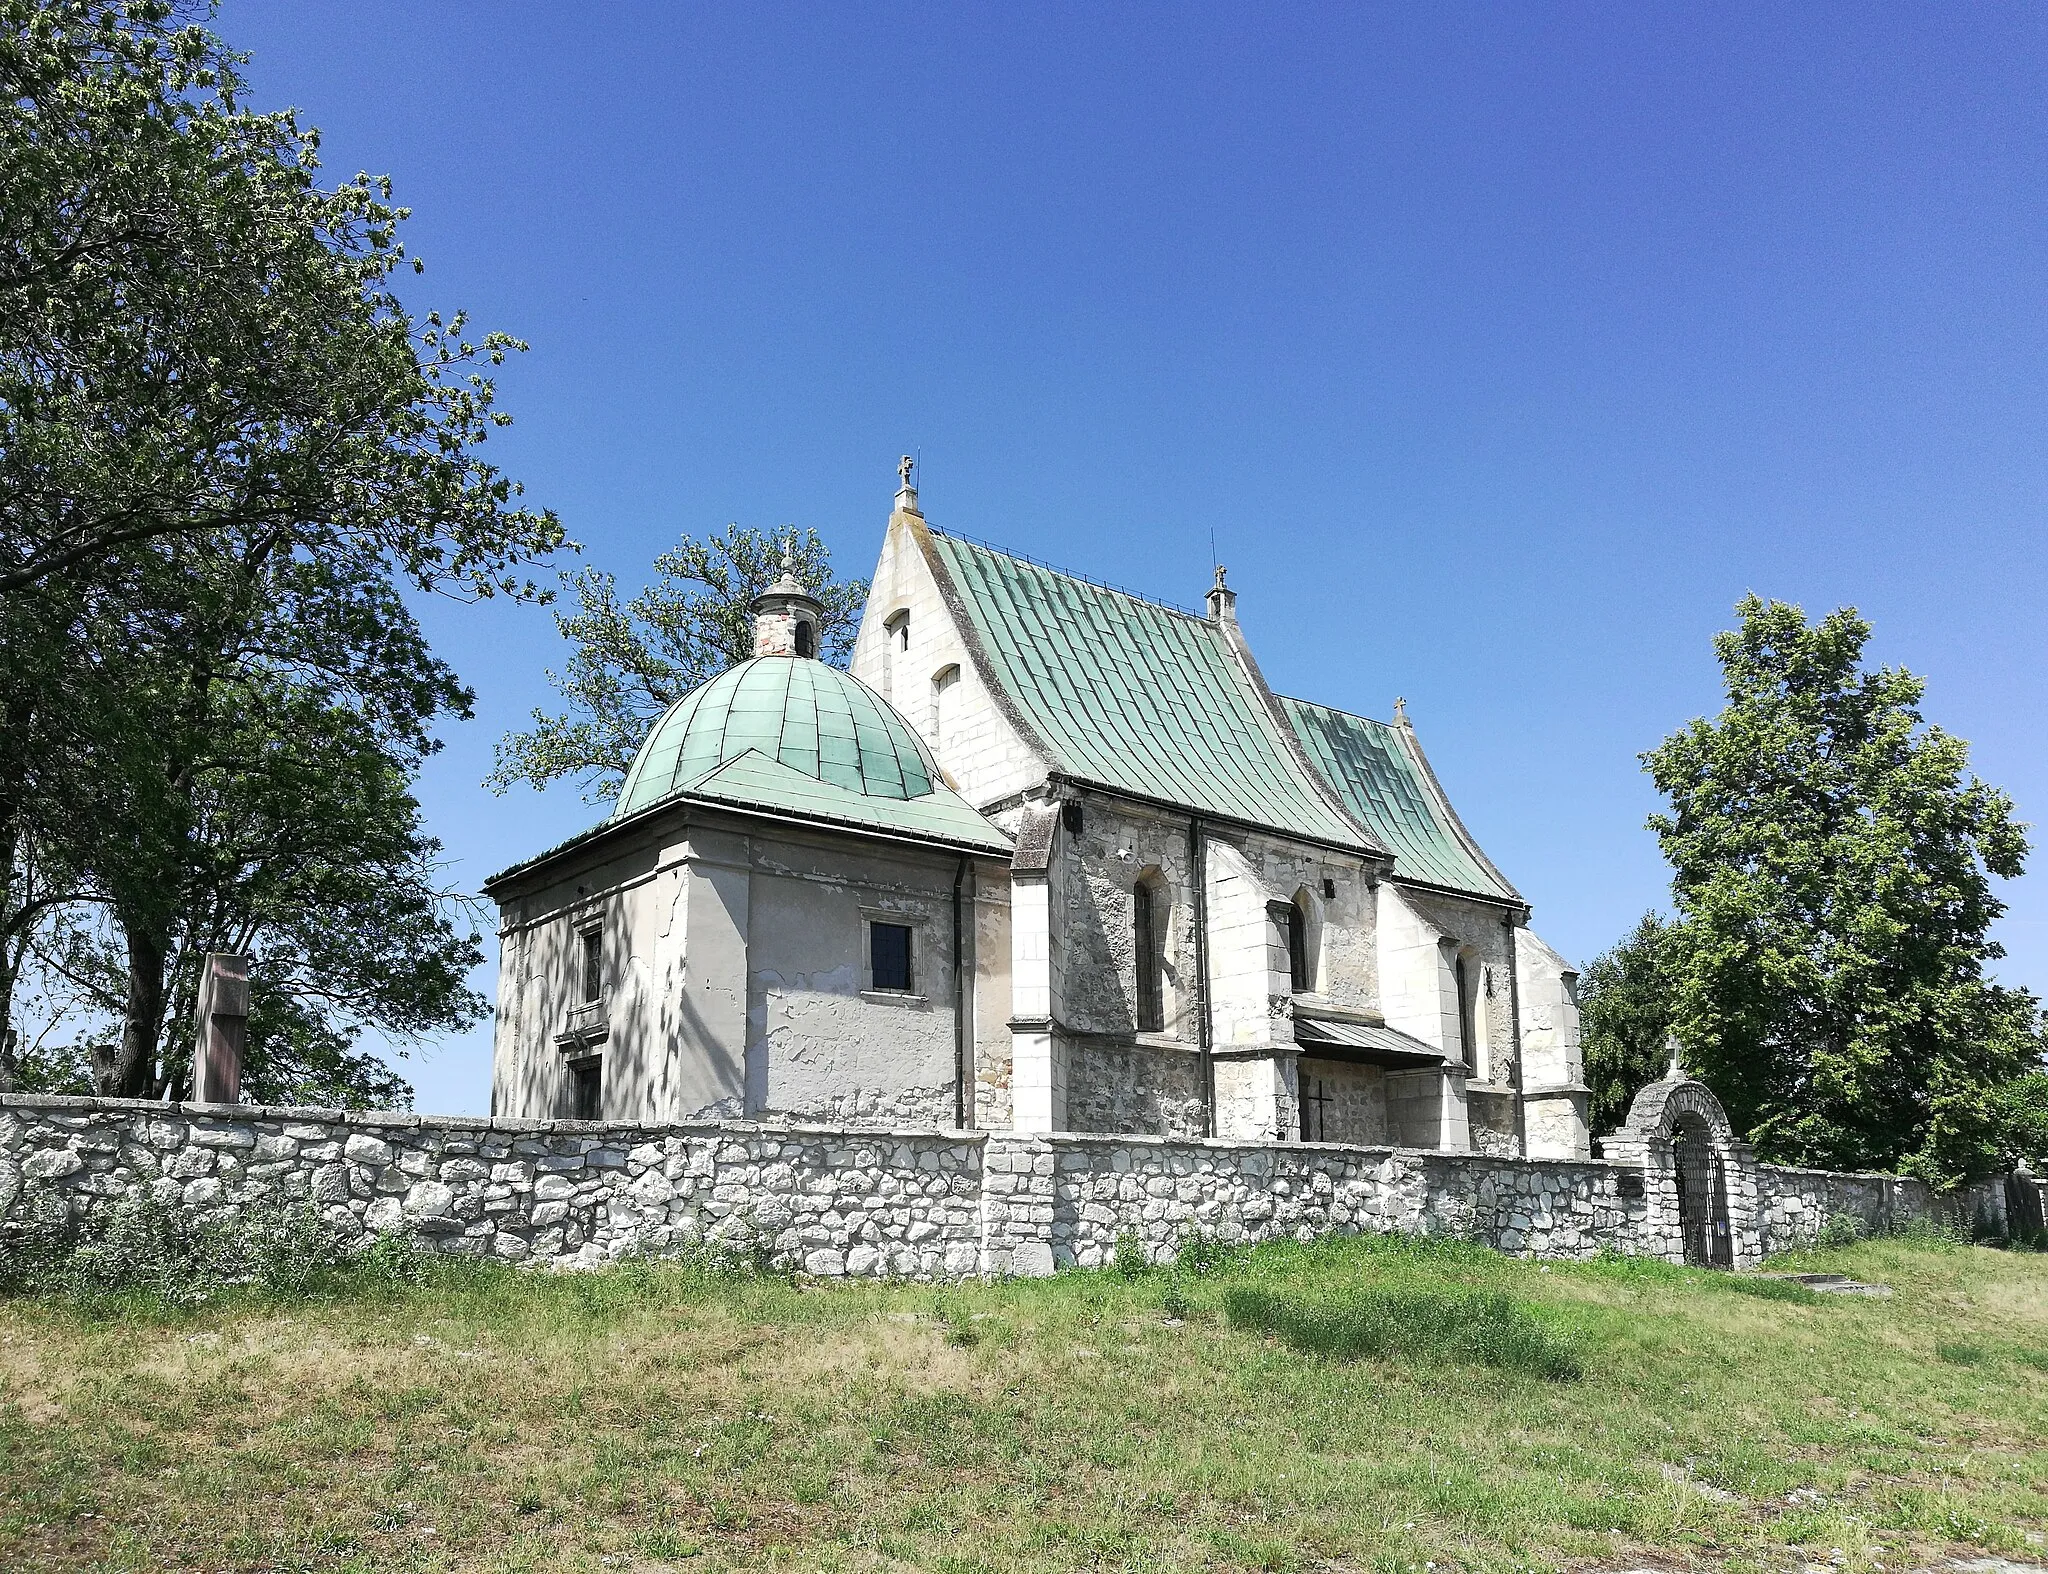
[486,464,1590,1159]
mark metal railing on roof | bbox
[923,524,1206,620]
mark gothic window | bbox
[794,619,815,658]
[1290,893,1313,992]
[883,610,909,697]
[1133,875,1165,1033]
[568,1056,603,1121]
[869,922,914,993]
[580,927,602,1004]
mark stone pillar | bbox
[1008,875,1065,1133]
[1212,1051,1300,1142]
[191,953,248,1105]
[1007,806,1064,1134]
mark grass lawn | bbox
[0,1230,2043,1573]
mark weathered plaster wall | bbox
[493,806,1003,1130]
[0,1096,1986,1282]
[743,834,967,1126]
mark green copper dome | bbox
[612,658,939,822]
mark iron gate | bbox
[1675,1128,1734,1268]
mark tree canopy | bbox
[1640,594,2044,1181]
[1576,912,1679,1133]
[490,525,868,804]
[0,1,561,1104]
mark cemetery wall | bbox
[0,1093,1986,1280]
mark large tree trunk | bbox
[99,921,167,1098]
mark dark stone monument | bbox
[192,953,248,1106]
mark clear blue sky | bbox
[222,3,2048,1116]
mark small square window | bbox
[870,922,914,993]
[568,1057,603,1121]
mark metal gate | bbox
[1675,1128,1734,1268]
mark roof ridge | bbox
[1279,693,1395,731]
[924,525,1207,621]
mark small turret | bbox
[1205,562,1237,625]
[752,545,825,658]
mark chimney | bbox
[192,953,248,1105]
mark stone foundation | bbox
[0,1094,1973,1279]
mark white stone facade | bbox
[488,478,1594,1162]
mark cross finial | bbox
[781,531,797,577]
[1393,696,1408,724]
[898,454,915,490]
[1665,1033,1685,1079]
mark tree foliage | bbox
[0,0,560,597]
[490,525,868,803]
[0,1,560,1103]
[1577,912,1679,1133]
[1642,594,2044,1182]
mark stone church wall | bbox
[0,1094,1974,1281]
[1063,1041,1207,1138]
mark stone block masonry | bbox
[0,1094,1966,1280]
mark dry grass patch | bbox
[0,1232,2042,1572]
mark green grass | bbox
[1,1231,2043,1572]
[1222,1282,1584,1379]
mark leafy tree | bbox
[0,1,559,597]
[1644,595,2044,1182]
[1577,912,1680,1132]
[0,2,561,1099]
[490,525,868,803]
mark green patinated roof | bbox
[928,531,1369,849]
[1280,697,1519,902]
[608,657,1009,855]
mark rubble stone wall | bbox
[1754,1163,1947,1254]
[0,1094,1980,1280]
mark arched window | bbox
[794,619,815,658]
[931,664,961,747]
[1133,875,1166,1033]
[882,610,909,697]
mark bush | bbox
[1223,1283,1583,1381]
[1173,1233,1242,1278]
[1817,1214,1865,1249]
[0,1196,404,1310]
[1111,1229,1151,1279]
